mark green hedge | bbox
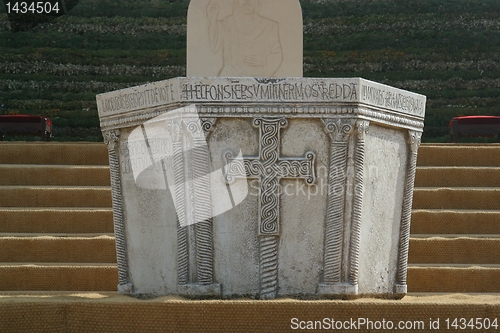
[1,0,499,142]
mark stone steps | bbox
[2,208,497,236]
[0,264,117,291]
[413,187,500,210]
[410,144,500,295]
[410,209,500,234]
[409,237,500,264]
[0,142,499,294]
[1,208,497,236]
[408,266,500,293]
[0,142,115,292]
[3,164,498,187]
[3,265,500,293]
[1,142,497,166]
[0,186,112,207]
[0,165,110,186]
[2,294,500,333]
[2,144,498,162]
[416,144,500,167]
[415,166,500,187]
[0,236,116,263]
[3,234,498,265]
[0,208,113,234]
[0,142,109,165]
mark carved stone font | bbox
[97,77,426,299]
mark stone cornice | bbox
[97,77,426,132]
[99,102,424,133]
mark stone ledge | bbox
[1,293,500,333]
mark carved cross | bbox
[224,117,316,235]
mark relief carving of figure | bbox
[207,0,283,77]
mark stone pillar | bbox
[319,118,355,296]
[349,120,370,291]
[175,117,221,297]
[395,130,421,295]
[104,130,133,294]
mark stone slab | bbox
[97,77,425,128]
[3,294,500,333]
[187,0,303,77]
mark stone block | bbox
[187,0,303,77]
[97,77,425,299]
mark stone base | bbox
[3,293,500,333]
[117,283,133,294]
[97,77,426,299]
[318,283,358,299]
[178,283,222,298]
[394,284,408,297]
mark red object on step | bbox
[449,116,500,143]
[0,114,52,141]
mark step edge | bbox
[417,166,500,169]
[0,291,118,296]
[0,165,110,169]
[0,263,118,267]
[0,233,115,238]
[411,234,500,238]
[412,209,500,213]
[407,292,500,296]
[0,207,113,211]
[415,187,500,190]
[0,185,112,189]
[0,235,115,240]
[409,264,500,268]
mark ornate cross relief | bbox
[224,117,316,299]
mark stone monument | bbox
[187,0,303,77]
[96,1,426,300]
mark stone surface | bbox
[97,77,426,299]
[187,0,303,77]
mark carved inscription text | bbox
[182,81,358,102]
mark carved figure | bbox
[207,0,283,77]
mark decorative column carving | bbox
[349,120,369,289]
[170,120,189,286]
[186,119,215,286]
[104,130,132,294]
[395,130,421,295]
[200,118,217,134]
[319,118,355,295]
[175,116,220,296]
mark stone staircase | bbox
[410,145,500,293]
[0,143,117,292]
[0,142,499,294]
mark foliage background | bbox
[1,0,499,142]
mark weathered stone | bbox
[187,0,303,77]
[97,77,425,299]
